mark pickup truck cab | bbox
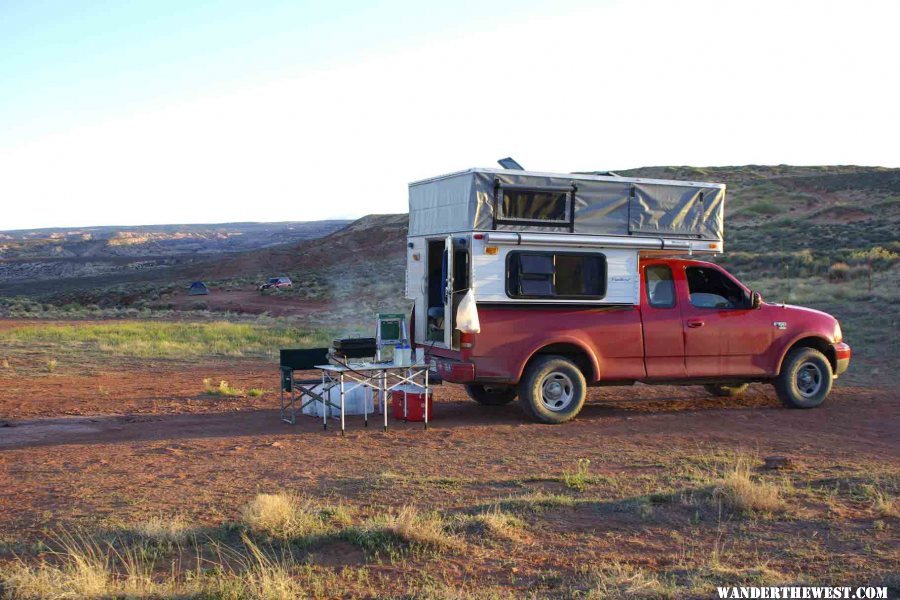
[429,257,851,423]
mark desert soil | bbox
[0,327,897,595]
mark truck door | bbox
[678,264,772,377]
[641,262,686,378]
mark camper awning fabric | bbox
[408,168,725,241]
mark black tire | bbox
[465,384,517,406]
[704,383,750,397]
[774,347,833,409]
[518,355,587,424]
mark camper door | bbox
[442,234,454,348]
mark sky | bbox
[1,0,898,230]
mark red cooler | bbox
[391,385,433,422]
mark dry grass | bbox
[349,506,462,555]
[203,378,245,397]
[248,387,266,397]
[241,492,349,540]
[587,562,674,599]
[0,530,332,600]
[2,533,110,599]
[460,507,525,542]
[383,506,461,550]
[45,358,58,373]
[712,458,785,514]
[236,536,306,600]
[499,491,577,513]
[872,491,897,519]
[130,514,192,544]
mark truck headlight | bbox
[834,322,842,343]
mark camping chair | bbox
[279,348,335,426]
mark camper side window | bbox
[507,252,606,299]
[498,188,571,226]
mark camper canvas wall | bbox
[407,168,726,242]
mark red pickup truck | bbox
[430,257,851,423]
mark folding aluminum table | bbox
[316,361,430,434]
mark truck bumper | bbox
[833,342,851,377]
[434,358,476,383]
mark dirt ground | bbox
[0,326,897,596]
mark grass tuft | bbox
[130,514,192,544]
[564,458,593,491]
[241,493,348,541]
[346,506,461,556]
[203,378,245,397]
[2,533,110,599]
[712,459,785,514]
[587,561,675,599]
[460,506,525,542]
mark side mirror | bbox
[751,291,763,309]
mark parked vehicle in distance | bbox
[258,276,293,291]
[406,166,851,424]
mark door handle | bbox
[687,319,705,328]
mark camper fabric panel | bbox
[408,173,475,237]
[629,183,723,239]
[571,180,632,235]
[410,170,724,240]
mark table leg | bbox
[322,371,327,430]
[424,367,429,431]
[340,372,345,437]
[383,370,388,432]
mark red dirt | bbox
[1,347,897,592]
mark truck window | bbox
[507,252,606,299]
[645,265,675,308]
[685,266,749,309]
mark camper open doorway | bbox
[424,236,470,349]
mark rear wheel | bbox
[519,356,587,424]
[774,347,833,409]
[465,384,517,406]
[704,383,749,397]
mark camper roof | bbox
[409,167,726,190]
[408,167,726,245]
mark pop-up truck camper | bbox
[406,165,851,423]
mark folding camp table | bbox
[316,361,430,434]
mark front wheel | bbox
[465,384,517,406]
[774,347,833,409]
[519,356,587,424]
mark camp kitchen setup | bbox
[279,313,432,434]
[280,160,726,433]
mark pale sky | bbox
[1,0,898,230]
